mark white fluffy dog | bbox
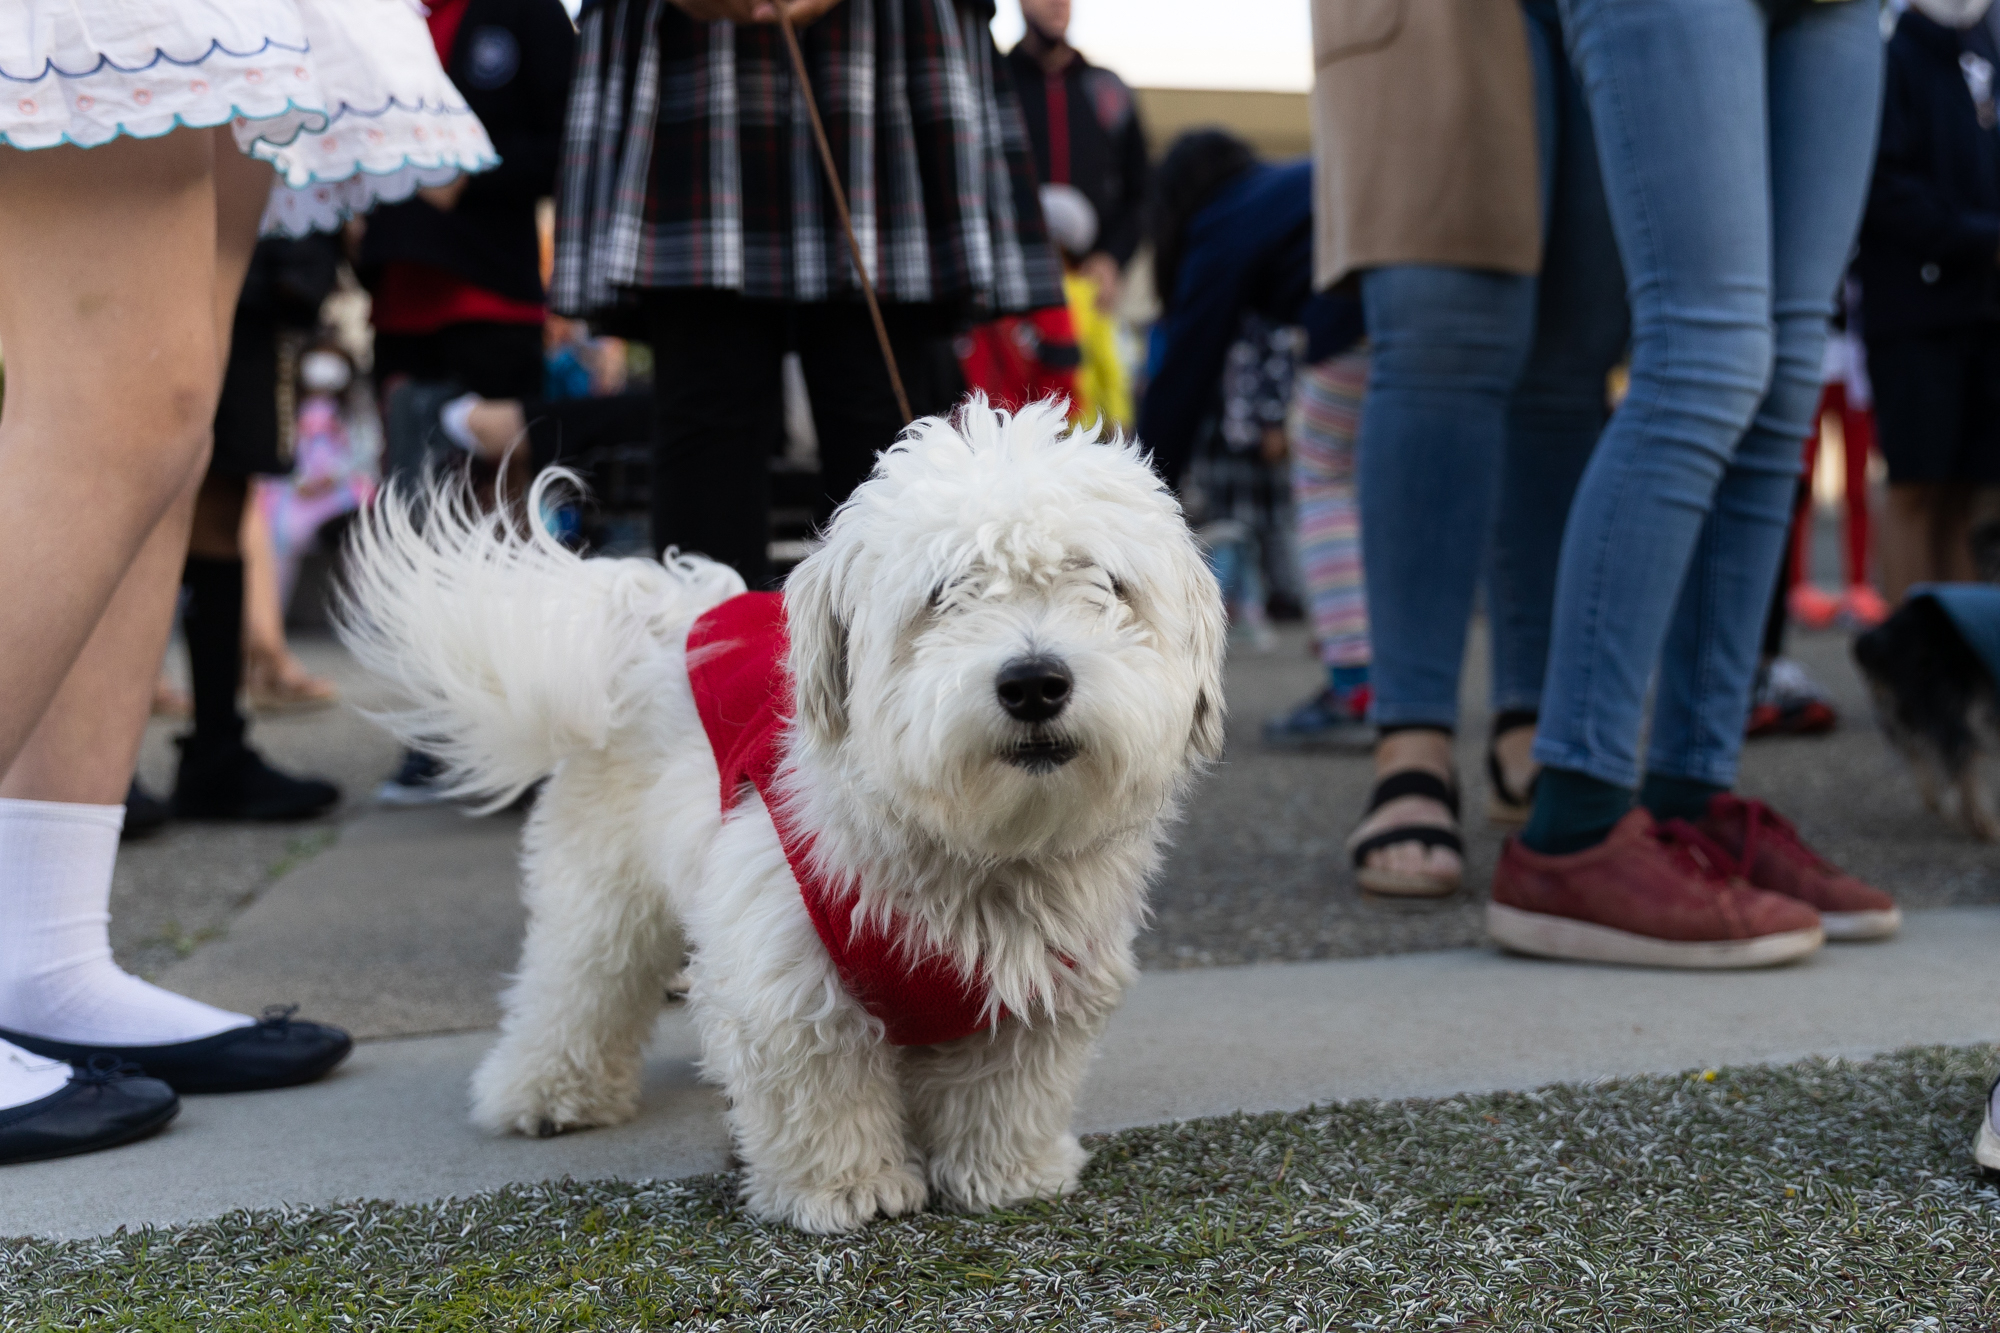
[336,401,1225,1232]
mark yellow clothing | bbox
[1065,273,1131,429]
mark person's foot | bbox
[1687,794,1900,941]
[375,749,453,807]
[1487,721,1540,828]
[1787,583,1841,630]
[1348,769,1462,898]
[0,1008,353,1097]
[244,652,339,714]
[172,738,340,821]
[0,1044,179,1166]
[1976,1074,2000,1179]
[1489,810,1825,968]
[1840,583,1890,631]
[151,677,192,720]
[1746,657,1837,738]
[122,779,172,841]
[1262,684,1373,752]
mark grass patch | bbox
[266,828,338,884]
[136,919,225,962]
[5,1047,1997,1330]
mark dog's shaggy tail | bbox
[334,470,745,808]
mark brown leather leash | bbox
[773,5,915,425]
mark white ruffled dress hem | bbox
[0,1,497,236]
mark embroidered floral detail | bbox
[132,89,150,105]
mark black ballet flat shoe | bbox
[0,1007,353,1096]
[0,1059,180,1166]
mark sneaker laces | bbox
[1721,798,1830,877]
[1653,819,1741,885]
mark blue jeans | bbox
[1359,0,1628,730]
[1533,0,1883,789]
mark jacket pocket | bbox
[1314,0,1404,66]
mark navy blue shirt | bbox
[1137,160,1362,484]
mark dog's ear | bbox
[783,548,850,745]
[1171,528,1229,763]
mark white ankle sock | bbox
[0,1037,69,1112]
[0,797,251,1047]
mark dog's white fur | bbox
[336,402,1226,1232]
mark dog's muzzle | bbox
[996,655,1079,772]
[1005,733,1080,773]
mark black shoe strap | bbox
[1365,769,1460,818]
[1350,823,1464,868]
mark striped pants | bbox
[1290,351,1371,669]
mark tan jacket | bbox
[1311,0,1542,288]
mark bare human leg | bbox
[241,496,337,709]
[0,130,278,1052]
[0,132,231,787]
[1878,483,1935,605]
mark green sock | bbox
[1519,766,1633,856]
[1638,773,1726,825]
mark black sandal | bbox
[1346,769,1463,898]
[1487,710,1540,829]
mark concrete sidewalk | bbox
[6,905,1997,1240]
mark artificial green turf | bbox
[5,1046,1997,1331]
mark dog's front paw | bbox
[742,1159,928,1234]
[930,1133,1089,1213]
[469,1040,642,1137]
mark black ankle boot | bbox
[172,735,339,821]
[122,779,172,840]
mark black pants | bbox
[643,291,961,588]
[374,321,544,401]
[520,391,654,473]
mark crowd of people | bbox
[0,0,1995,1181]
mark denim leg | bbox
[1535,0,1782,787]
[1489,0,1629,717]
[1358,265,1536,730]
[1644,0,1883,785]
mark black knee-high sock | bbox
[181,556,247,755]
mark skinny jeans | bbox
[1533,0,1883,788]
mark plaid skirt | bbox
[552,0,1063,321]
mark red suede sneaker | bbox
[1489,810,1824,969]
[1690,794,1900,942]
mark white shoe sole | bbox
[1976,1116,2000,1175]
[1487,901,1824,970]
[373,782,453,808]
[1820,907,1901,942]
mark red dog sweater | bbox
[686,592,1001,1046]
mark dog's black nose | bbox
[995,656,1073,724]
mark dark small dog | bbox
[1854,596,1999,841]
